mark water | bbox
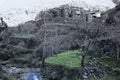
[22,71,44,80]
[1,66,44,80]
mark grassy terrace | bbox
[45,50,89,68]
[13,33,33,39]
[45,50,120,80]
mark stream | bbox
[1,65,44,80]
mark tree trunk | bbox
[41,12,47,67]
[81,55,85,68]
[116,44,119,60]
[41,52,46,68]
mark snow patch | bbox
[0,8,40,27]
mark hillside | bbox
[0,1,113,27]
[0,2,120,80]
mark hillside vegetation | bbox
[0,3,120,80]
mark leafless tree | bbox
[75,16,104,67]
[41,9,48,67]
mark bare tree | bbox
[41,9,48,67]
[75,16,103,67]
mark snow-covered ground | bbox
[69,1,110,11]
[0,8,40,26]
[0,0,116,27]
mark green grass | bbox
[85,75,120,80]
[14,33,33,39]
[90,74,120,80]
[100,56,120,70]
[45,50,89,68]
[103,74,120,80]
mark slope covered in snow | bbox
[69,1,110,11]
[0,8,40,26]
[0,0,116,27]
